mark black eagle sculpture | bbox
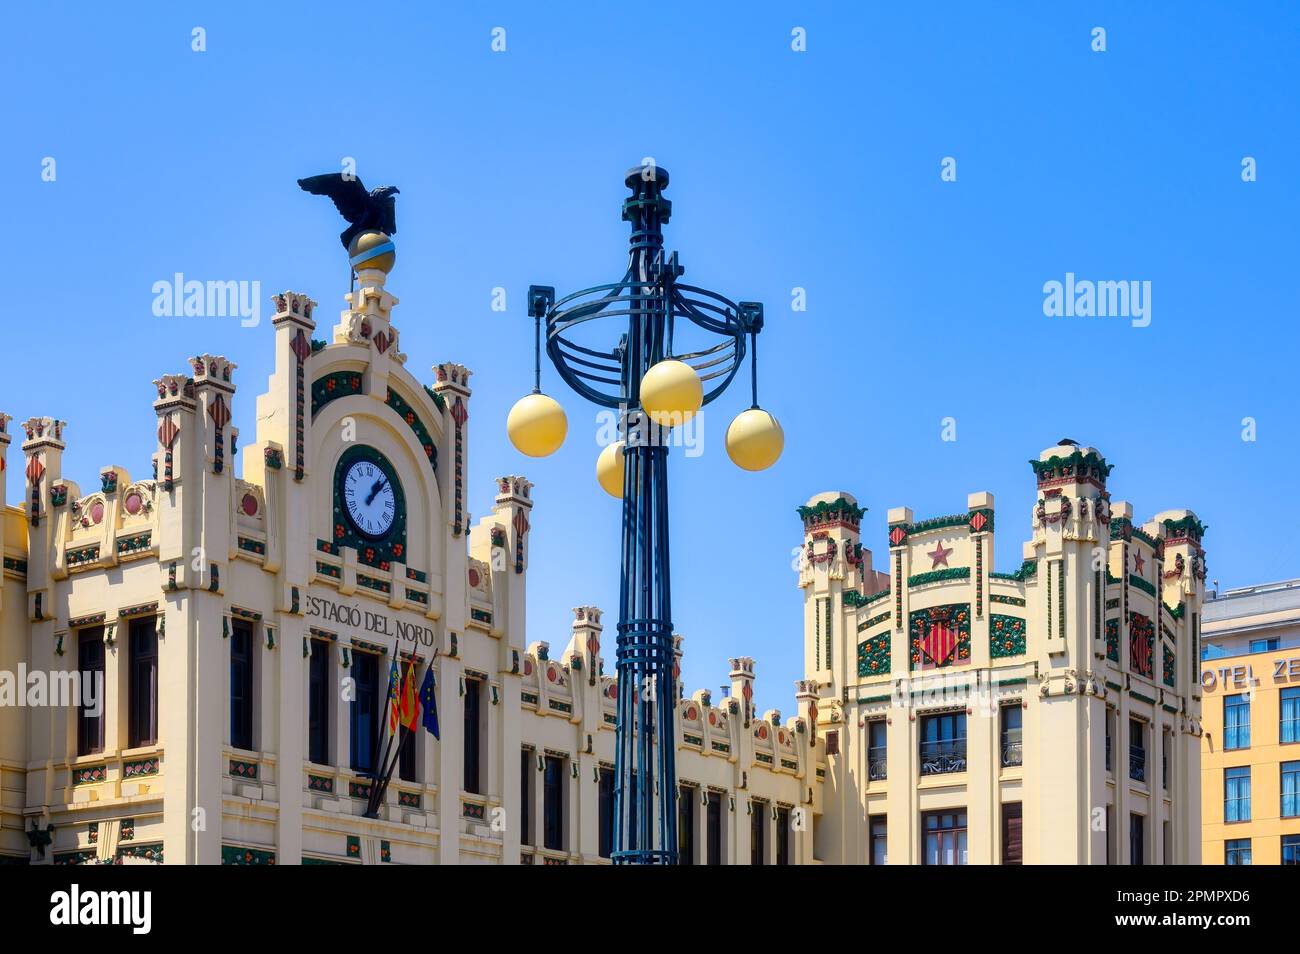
[297,174,400,249]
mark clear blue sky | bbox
[4,2,1297,715]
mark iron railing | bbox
[919,740,967,776]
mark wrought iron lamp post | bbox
[509,165,783,864]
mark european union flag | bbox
[419,667,440,740]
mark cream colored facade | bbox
[1199,580,1300,864]
[800,444,1206,865]
[0,260,820,866]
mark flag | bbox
[399,661,420,731]
[386,658,401,733]
[419,667,440,739]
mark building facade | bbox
[799,443,1206,865]
[0,246,1208,865]
[1199,579,1300,865]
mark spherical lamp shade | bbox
[726,408,784,471]
[596,440,625,498]
[640,359,703,428]
[506,393,568,458]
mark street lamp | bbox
[508,164,782,864]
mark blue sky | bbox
[4,2,1298,714]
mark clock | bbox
[341,457,398,539]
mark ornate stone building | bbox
[0,249,1206,865]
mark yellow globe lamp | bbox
[596,440,625,498]
[725,408,784,471]
[506,392,568,458]
[640,359,703,428]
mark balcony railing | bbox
[867,747,887,781]
[1000,739,1023,768]
[1129,746,1146,783]
[919,740,967,776]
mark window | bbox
[1105,708,1113,773]
[521,750,533,847]
[869,815,887,865]
[1162,729,1170,791]
[463,676,483,794]
[919,711,967,776]
[1001,802,1023,865]
[308,639,331,765]
[230,618,254,751]
[867,720,887,781]
[706,791,723,865]
[678,785,696,865]
[1225,838,1251,865]
[77,628,105,755]
[922,810,967,865]
[1129,813,1145,865]
[776,806,791,866]
[1283,835,1300,865]
[597,767,614,859]
[1163,820,1172,864]
[750,800,767,865]
[349,651,380,774]
[1129,718,1146,783]
[1249,637,1279,653]
[542,755,564,852]
[127,617,158,747]
[1000,703,1023,767]
[1281,687,1300,744]
[1281,760,1300,818]
[1224,693,1250,750]
[1224,766,1251,823]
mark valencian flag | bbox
[386,658,402,733]
[920,617,958,667]
[419,667,441,739]
[399,660,420,731]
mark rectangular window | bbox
[919,711,967,776]
[463,676,483,794]
[1129,718,1146,783]
[1163,820,1172,864]
[308,639,331,765]
[678,785,696,865]
[1283,834,1300,865]
[521,749,533,847]
[1162,729,1170,791]
[1281,760,1300,818]
[597,767,614,859]
[1129,813,1145,866]
[543,755,564,852]
[77,628,105,755]
[776,807,791,866]
[868,719,887,781]
[750,800,767,865]
[1281,687,1300,745]
[1000,703,1023,768]
[1001,802,1023,865]
[1225,838,1251,866]
[869,815,887,865]
[349,651,380,774]
[923,810,968,865]
[127,617,158,748]
[1224,766,1251,823]
[1105,708,1113,774]
[706,791,723,865]
[230,618,254,751]
[1224,693,1251,750]
[1249,637,1279,653]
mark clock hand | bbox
[365,476,389,507]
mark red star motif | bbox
[1134,551,1145,574]
[927,542,953,568]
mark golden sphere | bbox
[640,359,702,428]
[596,440,625,498]
[348,230,396,273]
[726,408,784,471]
[506,392,568,458]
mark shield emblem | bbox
[921,620,958,667]
[513,508,529,538]
[290,329,312,363]
[208,395,230,430]
[158,416,179,448]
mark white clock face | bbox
[342,459,397,538]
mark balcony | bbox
[1001,739,1023,768]
[919,740,967,777]
[868,746,887,782]
[1129,746,1146,784]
